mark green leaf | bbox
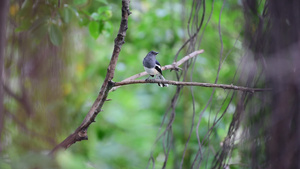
[89,21,100,39]
[62,7,72,23]
[49,24,63,46]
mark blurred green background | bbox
[1,0,246,168]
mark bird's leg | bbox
[145,76,150,81]
[145,75,154,81]
[154,75,163,87]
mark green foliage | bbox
[87,6,112,39]
[88,21,101,39]
[12,0,112,45]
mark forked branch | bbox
[50,0,131,155]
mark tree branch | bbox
[111,49,271,93]
[50,0,131,155]
[110,50,204,91]
[113,79,272,93]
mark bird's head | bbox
[150,51,159,55]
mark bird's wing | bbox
[155,60,161,66]
[155,60,163,75]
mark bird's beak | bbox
[154,51,159,55]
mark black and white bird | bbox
[143,51,168,87]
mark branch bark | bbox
[113,80,271,93]
[50,0,131,155]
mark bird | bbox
[143,51,168,87]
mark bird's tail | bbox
[157,75,168,87]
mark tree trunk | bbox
[0,0,9,153]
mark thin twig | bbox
[113,79,271,93]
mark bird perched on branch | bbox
[143,51,168,87]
